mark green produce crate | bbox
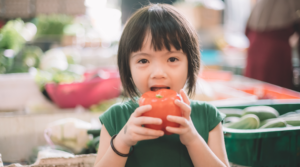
[218,102,300,167]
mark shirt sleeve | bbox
[206,103,226,131]
[99,104,120,137]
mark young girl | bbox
[94,4,230,167]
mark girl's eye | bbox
[168,57,178,62]
[138,59,149,64]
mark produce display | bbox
[0,19,25,52]
[34,69,83,91]
[223,116,240,124]
[221,103,300,166]
[220,106,300,129]
[217,108,244,118]
[0,15,74,74]
[35,15,73,37]
[44,118,93,154]
[139,89,182,135]
[0,19,26,73]
[259,118,287,129]
[223,114,260,129]
[8,46,43,73]
[80,129,101,154]
[242,106,279,121]
[280,114,300,126]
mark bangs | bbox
[126,4,187,53]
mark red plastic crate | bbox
[45,69,121,108]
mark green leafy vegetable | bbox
[0,19,26,73]
[34,69,83,90]
[35,14,73,37]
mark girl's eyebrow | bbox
[132,51,184,58]
[131,53,150,58]
[167,51,184,54]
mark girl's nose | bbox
[150,66,167,79]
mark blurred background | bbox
[0,0,300,166]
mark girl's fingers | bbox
[180,89,190,105]
[165,126,183,134]
[175,99,191,119]
[167,115,189,127]
[134,134,162,141]
[134,126,164,136]
[133,105,152,117]
[134,116,162,126]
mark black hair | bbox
[118,3,200,100]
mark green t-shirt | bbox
[99,99,225,167]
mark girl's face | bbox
[129,33,188,95]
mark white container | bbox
[0,73,49,111]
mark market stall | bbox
[0,0,300,167]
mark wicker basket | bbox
[3,154,96,167]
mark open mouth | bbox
[150,87,170,91]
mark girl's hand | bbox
[166,89,199,146]
[118,105,164,147]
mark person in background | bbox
[121,0,176,24]
[244,0,300,89]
